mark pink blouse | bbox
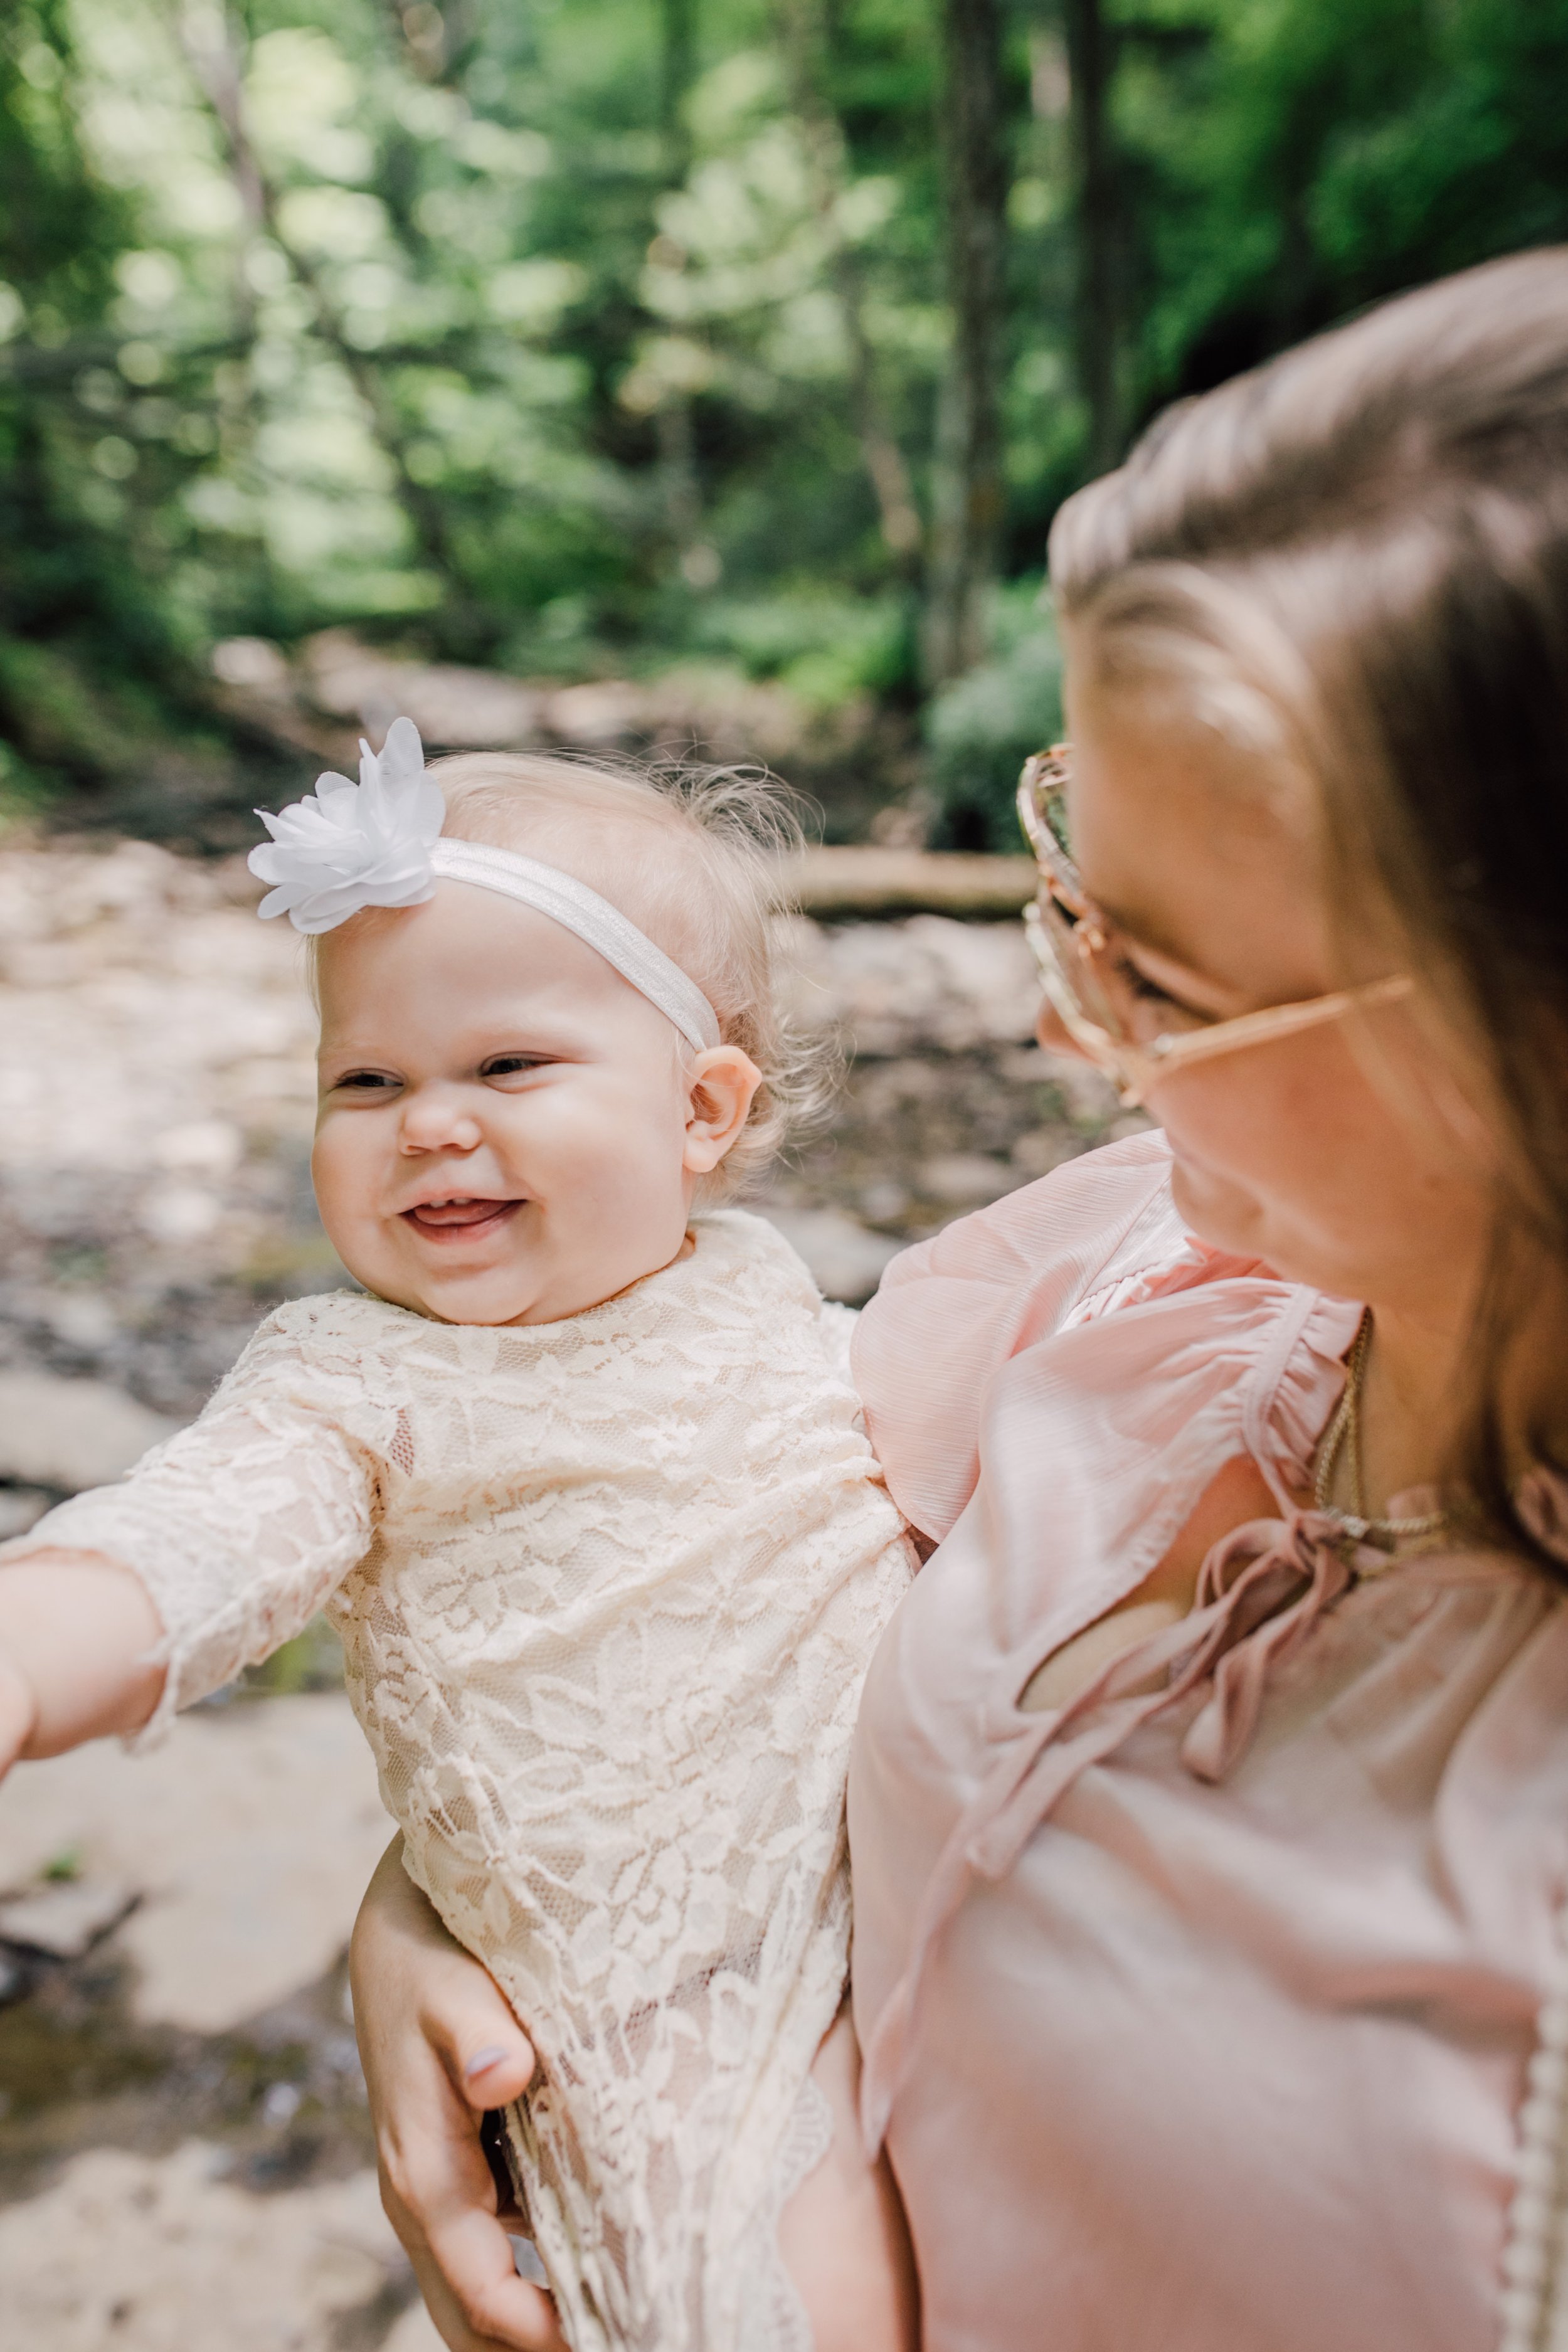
[847,1131,1568,2352]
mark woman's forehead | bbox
[1063,670,1333,992]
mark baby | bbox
[0,724,915,2352]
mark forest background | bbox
[5,0,1568,855]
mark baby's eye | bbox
[481,1053,552,1081]
[334,1070,400,1094]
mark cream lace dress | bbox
[4,1210,913,2352]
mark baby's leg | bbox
[776,2003,919,2352]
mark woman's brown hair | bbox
[1049,246,1568,1564]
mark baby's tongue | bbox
[413,1197,507,1227]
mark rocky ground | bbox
[0,834,1138,2349]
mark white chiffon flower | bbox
[248,716,447,935]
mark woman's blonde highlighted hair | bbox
[1049,246,1568,1560]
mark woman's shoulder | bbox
[850,1133,1321,1543]
[862,1131,1186,1340]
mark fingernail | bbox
[464,2044,509,2080]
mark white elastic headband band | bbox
[428,838,719,1052]
[248,715,722,1054]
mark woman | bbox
[349,248,1568,2349]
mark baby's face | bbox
[312,882,747,1325]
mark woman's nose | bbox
[398,1086,484,1155]
[1036,1000,1089,1061]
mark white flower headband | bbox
[248,717,721,1054]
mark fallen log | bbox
[785,845,1034,919]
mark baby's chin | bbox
[333,1238,641,1328]
[323,1231,529,1326]
[365,1263,564,1327]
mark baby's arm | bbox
[0,1304,392,1768]
[0,1549,166,1772]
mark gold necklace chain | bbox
[1312,1309,1447,1547]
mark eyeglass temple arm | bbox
[1139,973,1414,1066]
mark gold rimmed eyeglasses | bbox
[1015,744,1414,1108]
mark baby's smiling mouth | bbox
[401,1195,522,1237]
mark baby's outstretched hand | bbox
[0,1551,166,1771]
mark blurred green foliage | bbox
[926,581,1062,849]
[2,0,1567,842]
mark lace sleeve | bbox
[0,1300,396,1744]
[815,1299,860,1387]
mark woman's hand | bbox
[349,1838,568,2352]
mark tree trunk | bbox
[174,4,459,595]
[661,0,698,178]
[655,0,706,573]
[923,0,1008,685]
[1062,0,1120,474]
[776,0,922,573]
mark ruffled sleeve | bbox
[0,1295,406,1742]
[852,1133,1188,1539]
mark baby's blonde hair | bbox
[398,749,827,1200]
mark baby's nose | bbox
[399,1086,484,1153]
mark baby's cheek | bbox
[523,1088,665,1189]
[311,1120,377,1263]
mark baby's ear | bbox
[682,1046,762,1173]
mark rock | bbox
[39,1291,119,1350]
[137,1180,223,1242]
[0,1372,178,1493]
[0,2141,406,2352]
[775,913,1039,1057]
[0,1876,136,1958]
[1009,1130,1085,1180]
[0,1488,50,1539]
[212,637,292,691]
[383,2301,449,2351]
[0,1694,393,2031]
[153,1120,243,1177]
[762,1207,903,1306]
[260,2080,303,2127]
[0,840,317,1182]
[304,629,543,748]
[544,678,649,744]
[916,1153,1019,1205]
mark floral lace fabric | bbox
[7,1211,913,2350]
